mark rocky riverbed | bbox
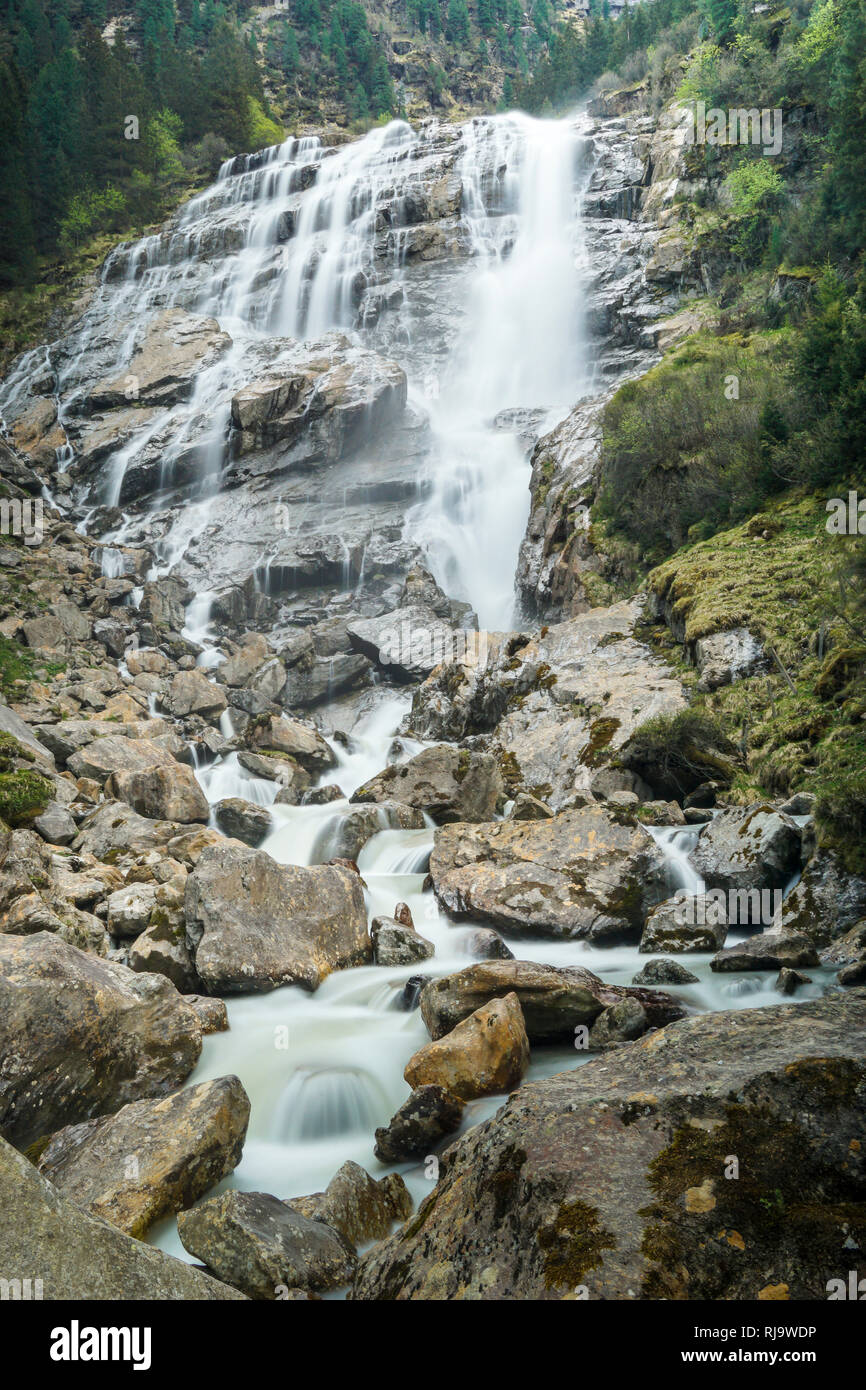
[0,104,864,1303]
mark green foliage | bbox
[58,183,126,249]
[725,161,785,258]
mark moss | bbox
[0,732,34,771]
[0,770,52,826]
[537,1199,616,1290]
[0,635,38,700]
[578,716,621,768]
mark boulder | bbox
[213,797,273,847]
[631,958,699,986]
[690,805,801,893]
[639,895,728,954]
[587,998,648,1050]
[106,882,159,938]
[127,912,198,993]
[354,994,866,1300]
[36,1075,250,1238]
[108,762,210,824]
[67,734,176,784]
[0,1135,244,1300]
[465,928,514,960]
[352,744,502,824]
[185,842,370,993]
[87,308,231,409]
[711,930,820,973]
[430,807,666,941]
[31,802,77,846]
[404,993,530,1102]
[374,1085,464,1162]
[313,800,425,861]
[177,1189,355,1298]
[371,916,435,966]
[347,606,461,682]
[0,933,201,1150]
[771,851,866,947]
[246,714,336,772]
[694,628,765,693]
[419,959,684,1044]
[286,1162,412,1246]
[165,669,228,720]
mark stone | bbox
[690,805,801,893]
[352,744,502,824]
[246,714,336,772]
[771,851,866,947]
[639,896,728,954]
[127,913,198,993]
[419,959,684,1044]
[465,928,514,960]
[213,797,273,847]
[177,1189,355,1298]
[185,842,370,993]
[374,1085,464,1162]
[711,930,820,973]
[106,882,159,938]
[88,309,231,409]
[286,1162,412,1247]
[694,628,765,693]
[31,801,77,846]
[775,967,812,996]
[108,762,210,825]
[404,993,530,1102]
[371,916,435,966]
[631,958,699,986]
[0,932,201,1150]
[36,1075,250,1238]
[186,995,229,1033]
[0,1135,244,1300]
[165,669,228,720]
[587,998,648,1050]
[312,800,425,861]
[347,605,460,681]
[430,806,666,941]
[354,994,866,1301]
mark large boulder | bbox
[108,762,210,824]
[312,800,425,861]
[690,805,801,893]
[352,744,502,824]
[0,933,201,1150]
[419,959,684,1043]
[354,994,866,1300]
[213,797,273,847]
[404,993,530,1101]
[36,1076,250,1237]
[164,669,228,720]
[185,842,370,993]
[177,1189,356,1298]
[245,714,336,773]
[0,1135,244,1300]
[429,807,666,941]
[347,606,461,682]
[772,850,866,947]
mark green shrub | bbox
[0,770,52,826]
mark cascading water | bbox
[2,108,829,1265]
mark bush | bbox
[620,708,738,800]
[0,770,52,826]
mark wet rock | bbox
[287,1161,412,1246]
[316,800,425,860]
[690,805,801,893]
[177,1189,355,1298]
[771,850,866,947]
[353,993,866,1300]
[639,896,728,954]
[127,912,199,993]
[374,1085,464,1163]
[508,792,554,821]
[588,998,648,1050]
[0,1135,244,1300]
[404,993,530,1102]
[213,797,273,847]
[352,744,502,824]
[419,959,683,1044]
[0,932,201,1149]
[631,958,699,986]
[430,806,666,941]
[185,842,370,993]
[775,967,812,996]
[36,1075,250,1238]
[219,633,270,687]
[711,930,820,973]
[245,713,336,773]
[347,605,460,681]
[397,974,430,1010]
[371,916,435,966]
[465,928,514,960]
[74,801,176,860]
[186,995,229,1033]
[87,308,232,410]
